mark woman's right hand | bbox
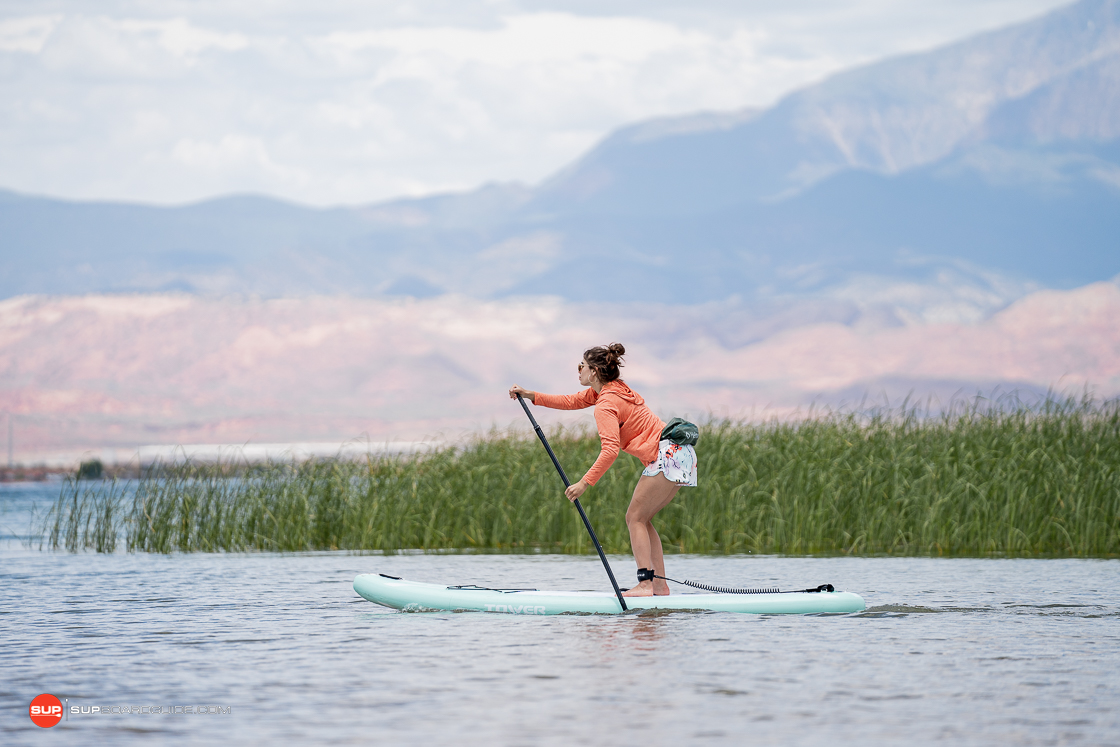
[508,385,535,402]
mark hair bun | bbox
[583,343,626,383]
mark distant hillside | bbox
[3,284,1117,463]
[1,0,1117,310]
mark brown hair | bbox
[583,343,625,383]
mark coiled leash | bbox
[635,568,834,594]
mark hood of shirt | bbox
[601,379,644,406]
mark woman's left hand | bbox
[564,480,589,502]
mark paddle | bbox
[516,394,628,612]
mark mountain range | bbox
[4,282,1118,464]
[2,0,1118,316]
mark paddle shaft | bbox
[516,394,628,612]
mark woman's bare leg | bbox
[623,473,680,597]
[645,521,671,595]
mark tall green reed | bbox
[44,477,123,553]
[42,396,1120,556]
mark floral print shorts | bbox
[641,439,698,486]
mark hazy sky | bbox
[0,0,1074,206]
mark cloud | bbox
[0,15,62,53]
[114,18,248,59]
[30,15,248,76]
[169,135,298,179]
[0,1,1076,206]
[320,13,713,65]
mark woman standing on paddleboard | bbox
[508,343,697,598]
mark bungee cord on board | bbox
[653,575,836,595]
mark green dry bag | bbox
[660,417,699,446]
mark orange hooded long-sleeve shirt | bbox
[533,380,664,486]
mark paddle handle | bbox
[516,394,628,611]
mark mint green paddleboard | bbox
[354,573,866,615]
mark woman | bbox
[508,343,697,597]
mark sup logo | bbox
[30,694,63,728]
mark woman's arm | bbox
[564,406,621,501]
[508,385,599,410]
[508,385,535,403]
[533,389,599,410]
[580,402,622,486]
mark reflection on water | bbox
[591,611,672,654]
[1,482,1118,745]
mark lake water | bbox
[2,481,1118,745]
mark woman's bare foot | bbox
[622,580,655,597]
[653,579,671,596]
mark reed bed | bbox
[42,396,1120,556]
